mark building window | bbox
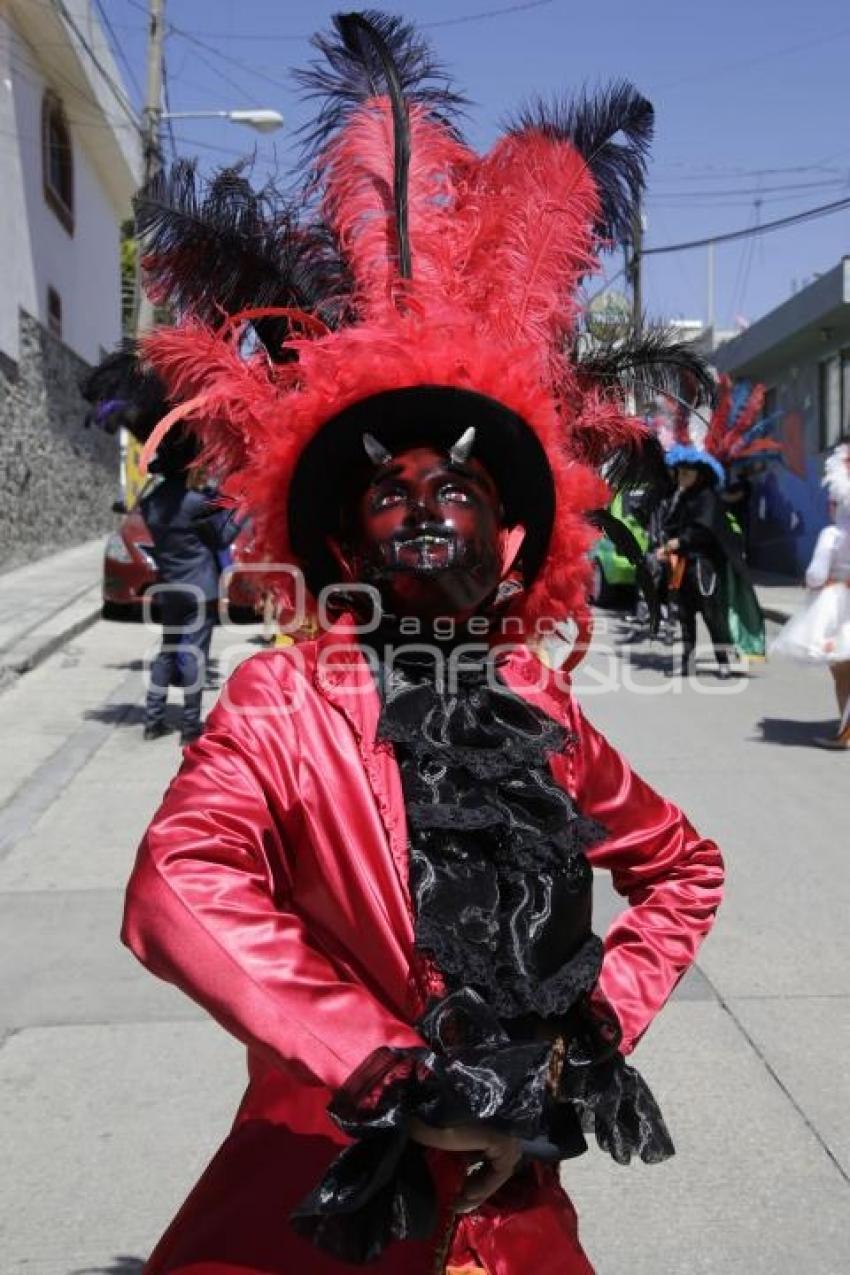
[47,286,62,339]
[819,354,842,449]
[842,350,850,441]
[42,92,74,233]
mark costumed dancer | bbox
[657,376,770,675]
[81,351,242,743]
[772,444,850,749]
[659,445,738,677]
[120,13,724,1274]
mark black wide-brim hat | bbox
[287,386,556,597]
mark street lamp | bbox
[160,109,284,135]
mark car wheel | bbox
[102,601,141,622]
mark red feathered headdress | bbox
[133,10,714,635]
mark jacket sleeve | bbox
[121,658,423,1091]
[557,699,724,1054]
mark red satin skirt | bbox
[142,1122,594,1275]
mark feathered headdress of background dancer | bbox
[660,373,782,471]
[107,9,716,636]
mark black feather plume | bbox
[507,83,653,244]
[79,339,167,441]
[575,322,717,408]
[589,507,660,632]
[295,9,466,161]
[80,340,200,474]
[133,160,350,352]
[337,13,413,279]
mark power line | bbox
[154,0,554,40]
[49,0,139,131]
[94,0,144,104]
[165,24,291,93]
[161,55,177,160]
[424,0,555,29]
[648,176,849,199]
[180,41,265,109]
[643,194,850,256]
[9,44,137,133]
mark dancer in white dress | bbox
[771,444,850,748]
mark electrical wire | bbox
[643,194,850,255]
[94,0,144,104]
[48,0,139,131]
[152,0,555,40]
[9,45,137,134]
[161,56,177,161]
[647,176,849,200]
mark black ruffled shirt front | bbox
[293,650,674,1264]
[378,654,607,1022]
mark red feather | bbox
[458,131,600,371]
[320,99,473,311]
[704,373,733,454]
[719,382,766,459]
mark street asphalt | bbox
[0,601,848,1273]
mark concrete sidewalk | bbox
[0,539,104,688]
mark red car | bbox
[102,484,260,621]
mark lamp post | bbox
[125,0,284,507]
[161,109,284,134]
[134,0,284,333]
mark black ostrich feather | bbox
[133,159,350,354]
[79,339,167,441]
[575,323,717,408]
[80,340,199,474]
[589,507,660,633]
[295,9,466,162]
[508,83,653,244]
[601,430,670,496]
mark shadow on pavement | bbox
[615,648,676,674]
[83,703,147,727]
[756,717,838,747]
[69,1258,145,1275]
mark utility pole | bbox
[706,239,715,335]
[627,206,643,336]
[626,205,643,412]
[134,0,165,335]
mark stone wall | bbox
[0,310,118,570]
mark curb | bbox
[0,587,102,692]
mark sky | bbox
[101,0,850,333]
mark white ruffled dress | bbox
[771,516,850,664]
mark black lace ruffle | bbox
[555,999,675,1167]
[378,655,608,1020]
[291,989,550,1264]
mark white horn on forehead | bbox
[449,427,476,465]
[363,433,393,466]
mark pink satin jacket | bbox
[122,628,724,1275]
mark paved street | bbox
[1,604,848,1274]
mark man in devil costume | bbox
[120,13,724,1273]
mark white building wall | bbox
[0,12,124,365]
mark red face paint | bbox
[351,446,505,620]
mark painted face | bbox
[348,446,505,619]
